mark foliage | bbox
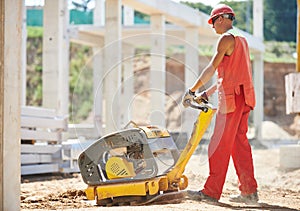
[69,44,93,123]
[26,26,43,38]
[264,41,296,63]
[181,0,297,42]
[26,36,43,106]
[181,1,253,33]
[26,27,94,123]
[220,0,253,34]
[180,1,212,13]
[264,0,297,41]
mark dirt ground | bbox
[21,146,300,211]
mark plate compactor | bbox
[78,96,216,206]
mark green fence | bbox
[27,9,149,26]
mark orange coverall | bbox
[202,29,258,200]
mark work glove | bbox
[195,91,208,104]
[182,89,196,108]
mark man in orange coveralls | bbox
[182,4,258,203]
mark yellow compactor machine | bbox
[78,96,216,206]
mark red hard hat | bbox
[208,4,235,24]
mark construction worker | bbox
[183,4,258,203]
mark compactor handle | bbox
[184,96,212,113]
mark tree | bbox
[264,0,296,41]
[182,0,297,42]
[72,0,92,12]
[180,1,212,13]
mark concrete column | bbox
[150,14,166,127]
[103,0,122,134]
[43,0,69,117]
[22,1,27,106]
[253,53,264,141]
[120,44,135,127]
[0,0,22,209]
[93,47,104,136]
[184,27,199,87]
[93,0,105,136]
[253,0,264,141]
[253,0,264,40]
[94,0,105,26]
[123,6,134,26]
[183,27,199,136]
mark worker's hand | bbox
[182,89,196,108]
[195,91,208,104]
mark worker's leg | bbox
[231,105,258,195]
[202,99,245,199]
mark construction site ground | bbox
[21,145,300,211]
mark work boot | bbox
[187,190,218,202]
[229,191,259,204]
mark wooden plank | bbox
[285,73,300,114]
[21,154,53,164]
[21,106,57,118]
[21,163,59,175]
[21,116,67,130]
[21,129,61,141]
[21,144,61,154]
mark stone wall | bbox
[264,62,297,135]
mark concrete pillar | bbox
[183,27,199,136]
[94,0,105,26]
[103,0,122,134]
[22,1,27,106]
[93,0,105,136]
[0,0,22,209]
[123,6,134,26]
[253,53,264,141]
[150,14,166,127]
[43,0,69,117]
[253,0,264,141]
[253,0,264,40]
[93,47,104,136]
[184,27,199,86]
[120,44,135,127]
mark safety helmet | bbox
[208,4,235,24]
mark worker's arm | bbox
[189,34,235,92]
[206,82,217,96]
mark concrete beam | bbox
[0,0,22,209]
[69,27,104,47]
[122,0,203,27]
[71,24,262,53]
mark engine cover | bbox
[78,126,180,186]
